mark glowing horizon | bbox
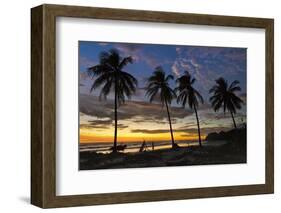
[80,130,206,143]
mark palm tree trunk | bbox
[165,100,176,148]
[194,106,202,147]
[113,77,118,152]
[230,111,237,129]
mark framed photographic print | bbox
[31,4,274,208]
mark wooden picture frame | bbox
[31,4,274,208]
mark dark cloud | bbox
[202,110,246,120]
[114,43,167,68]
[80,119,112,129]
[80,123,106,129]
[133,119,169,124]
[173,46,246,99]
[180,122,197,129]
[89,119,112,126]
[117,100,192,121]
[79,94,114,119]
[79,94,246,128]
[80,56,96,68]
[117,124,129,130]
[130,126,231,135]
[130,128,188,134]
[79,94,193,123]
[114,43,143,62]
[181,127,231,134]
[81,118,128,130]
[115,43,141,52]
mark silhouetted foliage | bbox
[209,77,243,128]
[88,49,137,152]
[145,66,178,148]
[175,71,204,147]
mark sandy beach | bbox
[79,128,246,170]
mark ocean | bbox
[79,140,226,154]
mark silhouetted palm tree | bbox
[175,71,204,147]
[146,66,178,148]
[88,49,138,152]
[209,77,243,128]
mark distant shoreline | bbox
[79,140,227,154]
[79,139,207,145]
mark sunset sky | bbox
[79,41,247,143]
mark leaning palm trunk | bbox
[194,106,202,147]
[230,111,237,129]
[165,100,176,148]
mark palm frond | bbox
[175,72,203,110]
[229,80,240,90]
[194,89,204,104]
[99,79,113,100]
[229,86,241,92]
[90,73,112,92]
[209,77,243,115]
[145,66,175,105]
[87,64,110,78]
[118,57,133,69]
[145,86,159,102]
[165,74,174,82]
[191,78,196,84]
[213,98,223,112]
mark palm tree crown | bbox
[175,71,204,147]
[175,71,204,109]
[88,49,137,152]
[146,66,178,148]
[146,66,176,106]
[209,77,243,128]
[88,49,137,104]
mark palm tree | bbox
[88,49,138,152]
[209,77,243,128]
[145,66,178,148]
[175,71,204,147]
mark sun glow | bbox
[80,127,206,143]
